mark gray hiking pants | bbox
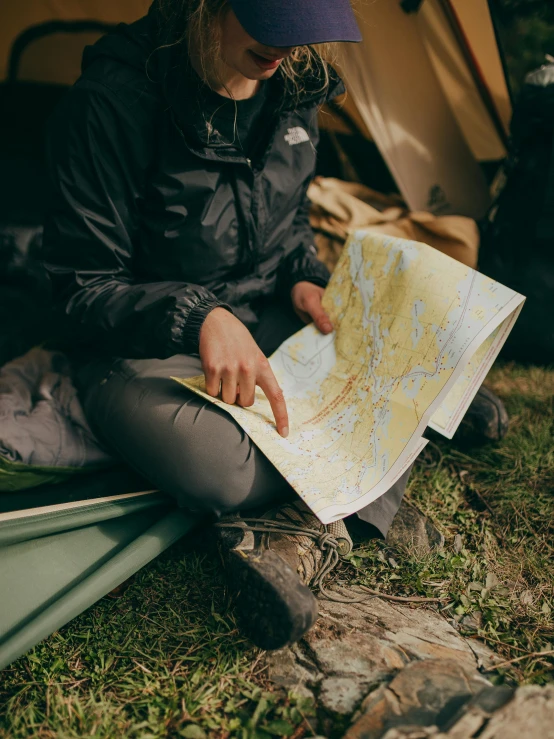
[76,301,409,536]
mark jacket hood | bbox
[81,15,154,76]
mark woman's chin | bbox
[240,57,281,80]
[242,67,278,81]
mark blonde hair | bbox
[156,0,338,104]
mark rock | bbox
[319,676,373,717]
[343,659,489,739]
[459,611,483,633]
[264,643,319,701]
[435,684,514,737]
[343,682,554,739]
[457,386,509,444]
[265,586,499,737]
[317,592,496,670]
[477,685,554,739]
[380,730,437,739]
[304,623,405,683]
[385,501,444,554]
[310,632,403,717]
[263,584,554,739]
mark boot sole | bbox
[227,548,318,650]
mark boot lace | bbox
[214,517,374,604]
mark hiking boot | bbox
[215,500,353,650]
[459,386,509,444]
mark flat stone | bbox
[264,644,319,700]
[367,684,554,739]
[478,685,554,739]
[385,501,444,554]
[319,675,372,717]
[265,586,499,736]
[343,659,489,739]
[433,685,514,738]
[317,592,497,671]
[305,624,405,682]
[459,611,483,633]
[457,385,509,443]
[380,730,437,739]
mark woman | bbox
[43,0,412,650]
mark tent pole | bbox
[7,20,116,82]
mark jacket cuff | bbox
[288,248,331,293]
[179,297,232,354]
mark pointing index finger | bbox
[257,364,289,437]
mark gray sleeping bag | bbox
[0,348,114,490]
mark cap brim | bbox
[229,0,362,47]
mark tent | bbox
[0,471,200,671]
[0,0,512,221]
[0,0,512,669]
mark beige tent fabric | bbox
[0,1,149,83]
[450,0,512,136]
[319,92,374,141]
[336,0,491,219]
[15,31,105,86]
[419,0,507,162]
[308,177,479,273]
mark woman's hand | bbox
[291,281,333,334]
[199,307,289,437]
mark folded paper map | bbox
[173,231,525,523]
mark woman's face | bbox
[219,8,295,81]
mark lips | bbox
[249,51,283,70]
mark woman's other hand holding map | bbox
[199,307,290,437]
[291,281,334,335]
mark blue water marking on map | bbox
[424,270,514,375]
[299,429,323,442]
[383,247,397,276]
[282,236,517,505]
[411,299,426,349]
[402,370,426,398]
[349,237,375,329]
[394,243,420,274]
[274,435,319,459]
[376,403,393,438]
[275,327,336,400]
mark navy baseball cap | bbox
[228,0,362,47]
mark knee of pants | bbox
[165,427,286,516]
[167,457,267,516]
[81,368,282,516]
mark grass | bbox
[0,546,314,739]
[347,362,554,685]
[0,362,553,737]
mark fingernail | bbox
[322,323,333,333]
[281,426,289,438]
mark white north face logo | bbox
[284,127,310,146]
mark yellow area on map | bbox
[173,231,524,523]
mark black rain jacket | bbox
[42,6,344,359]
